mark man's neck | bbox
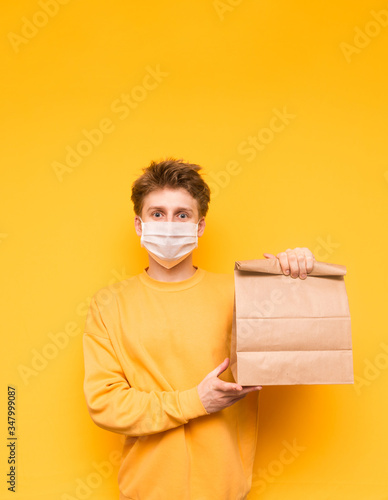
[146,255,197,282]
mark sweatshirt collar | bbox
[138,267,205,291]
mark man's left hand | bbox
[263,247,315,279]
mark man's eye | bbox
[153,212,162,218]
[178,213,187,219]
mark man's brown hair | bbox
[131,158,211,217]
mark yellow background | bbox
[1,0,388,498]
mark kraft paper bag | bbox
[230,259,354,385]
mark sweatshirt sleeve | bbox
[82,295,209,437]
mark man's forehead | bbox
[143,188,198,210]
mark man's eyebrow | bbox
[146,206,193,213]
[146,206,165,212]
[175,207,194,213]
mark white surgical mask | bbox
[139,218,200,269]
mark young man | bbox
[83,159,315,500]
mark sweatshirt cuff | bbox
[178,386,209,421]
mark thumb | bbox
[215,357,230,377]
[263,253,276,259]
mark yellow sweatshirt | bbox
[83,267,259,500]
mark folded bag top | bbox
[234,258,347,276]
[230,259,354,386]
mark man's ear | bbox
[134,216,142,237]
[198,217,206,237]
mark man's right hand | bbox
[197,358,262,414]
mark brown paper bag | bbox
[230,259,354,385]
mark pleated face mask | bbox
[139,218,200,269]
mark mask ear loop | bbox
[194,219,201,247]
[138,218,144,242]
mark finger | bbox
[205,358,229,380]
[306,256,315,274]
[285,249,300,278]
[241,385,262,392]
[302,248,315,274]
[263,253,276,259]
[216,380,244,392]
[296,248,316,278]
[276,251,290,275]
[239,385,262,394]
[217,381,262,394]
[227,387,262,404]
[297,252,307,279]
